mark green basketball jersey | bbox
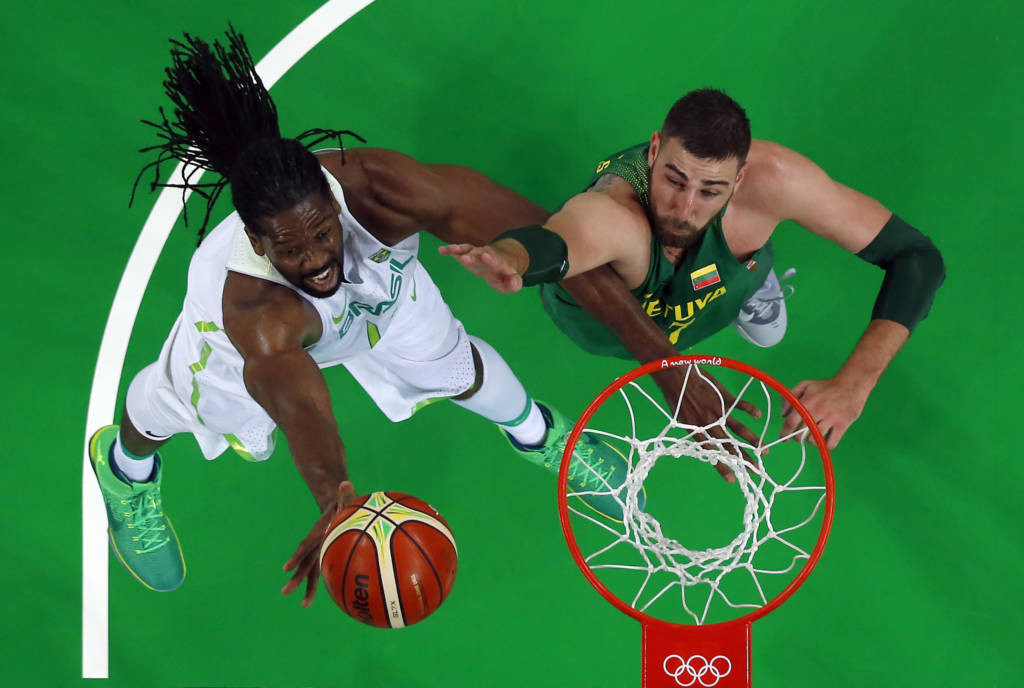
[539,142,774,359]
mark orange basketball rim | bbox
[557,356,835,688]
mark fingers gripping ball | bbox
[319,491,457,628]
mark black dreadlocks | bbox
[131,25,364,245]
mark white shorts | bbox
[126,264,475,461]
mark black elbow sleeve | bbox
[856,214,945,332]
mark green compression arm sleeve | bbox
[855,214,945,332]
[492,225,569,286]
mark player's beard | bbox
[647,209,708,252]
[646,166,727,252]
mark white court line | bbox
[82,0,375,678]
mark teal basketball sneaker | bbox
[503,402,644,522]
[88,425,186,592]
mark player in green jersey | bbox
[441,88,944,454]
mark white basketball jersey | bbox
[164,168,421,454]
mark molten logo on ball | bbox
[351,573,373,625]
[319,491,458,628]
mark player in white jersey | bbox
[87,27,633,605]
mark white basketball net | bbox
[567,363,828,625]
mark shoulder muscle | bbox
[546,191,649,279]
[317,148,438,243]
[741,140,892,252]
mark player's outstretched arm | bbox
[327,148,637,291]
[759,143,945,448]
[440,192,643,292]
[224,281,354,607]
[319,148,551,245]
[423,162,552,244]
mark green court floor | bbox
[3,1,1022,686]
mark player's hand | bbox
[658,366,762,483]
[282,480,358,608]
[438,240,527,293]
[780,377,868,450]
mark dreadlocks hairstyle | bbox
[662,88,751,164]
[131,25,364,245]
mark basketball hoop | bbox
[557,356,835,688]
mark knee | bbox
[451,344,484,400]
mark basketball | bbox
[319,491,458,628]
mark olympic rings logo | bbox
[662,654,732,687]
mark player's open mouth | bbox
[304,263,339,291]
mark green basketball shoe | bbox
[503,402,645,522]
[88,425,185,592]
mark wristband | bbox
[493,225,569,286]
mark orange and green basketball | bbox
[319,492,458,628]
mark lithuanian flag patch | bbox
[690,263,721,290]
